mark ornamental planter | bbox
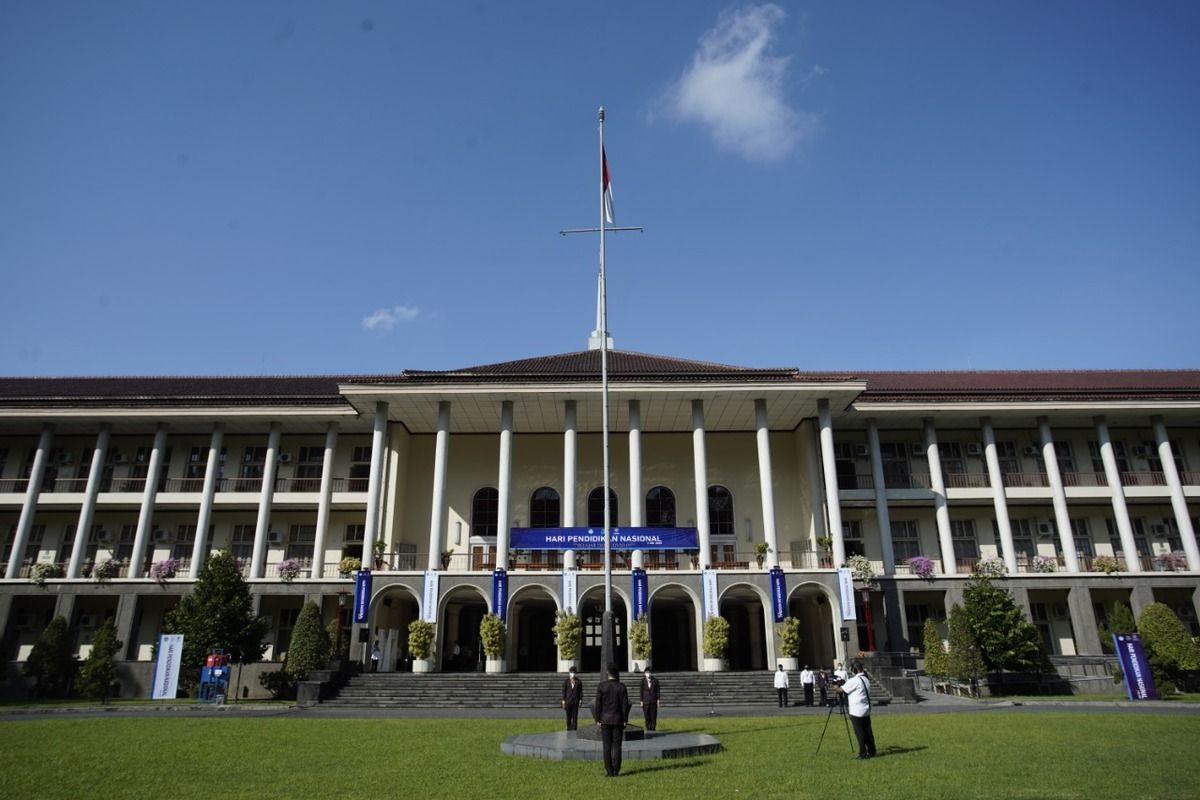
[702,657,726,672]
[632,659,649,673]
[413,658,434,673]
[779,657,799,671]
[486,657,507,674]
[557,658,577,673]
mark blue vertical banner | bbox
[631,568,648,619]
[1113,633,1158,700]
[492,569,508,622]
[768,567,787,622]
[353,569,372,624]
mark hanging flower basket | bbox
[1031,555,1057,573]
[278,558,303,583]
[907,555,936,580]
[94,558,120,583]
[149,557,178,583]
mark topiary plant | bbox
[703,615,730,659]
[1137,602,1200,694]
[284,601,332,682]
[921,617,949,678]
[408,619,435,661]
[629,616,652,661]
[480,613,506,659]
[553,611,582,661]
[777,616,802,659]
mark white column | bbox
[982,417,1017,574]
[1152,416,1200,571]
[68,427,111,578]
[817,400,846,567]
[692,400,711,567]
[249,423,282,579]
[628,400,644,568]
[496,401,514,570]
[427,402,451,572]
[802,420,826,551]
[7,426,53,579]
[563,401,577,571]
[312,422,339,580]
[191,423,224,577]
[363,402,389,558]
[754,399,780,569]
[1038,416,1080,573]
[866,419,894,575]
[130,425,169,579]
[924,418,955,575]
[1095,416,1139,573]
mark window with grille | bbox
[587,487,619,528]
[708,485,734,537]
[645,486,676,528]
[472,488,498,538]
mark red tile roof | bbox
[839,370,1200,403]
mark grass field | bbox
[2,711,1197,800]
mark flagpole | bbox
[598,106,614,646]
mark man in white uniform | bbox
[799,665,815,706]
[773,664,790,708]
[836,660,876,759]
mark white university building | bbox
[1,343,1198,696]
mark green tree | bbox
[22,616,75,697]
[962,576,1045,671]
[284,602,331,682]
[76,616,123,701]
[1099,601,1137,654]
[1137,602,1200,694]
[922,617,949,678]
[160,550,268,693]
[946,603,986,689]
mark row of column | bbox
[814,409,1200,575]
[423,397,784,571]
[3,410,391,582]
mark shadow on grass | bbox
[873,745,929,758]
[622,758,715,776]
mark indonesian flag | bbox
[602,147,615,224]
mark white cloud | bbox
[665,4,819,162]
[362,305,420,332]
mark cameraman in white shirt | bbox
[835,660,877,759]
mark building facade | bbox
[2,351,1198,696]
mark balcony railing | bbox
[884,474,932,490]
[1002,472,1049,488]
[1120,471,1167,487]
[1062,472,1108,487]
[1182,471,1200,486]
[945,473,990,489]
[841,474,875,490]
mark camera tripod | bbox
[814,696,854,755]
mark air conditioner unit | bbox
[267,531,283,545]
[152,529,173,543]
[113,453,128,464]
[965,443,982,456]
[94,529,113,544]
[278,453,292,464]
[1132,445,1150,458]
[910,443,925,457]
[78,613,97,629]
[854,444,870,458]
[1023,446,1040,457]
[1037,522,1054,537]
[1150,523,1168,537]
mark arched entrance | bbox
[788,583,836,669]
[510,585,558,671]
[719,584,768,671]
[579,590,629,672]
[441,586,488,672]
[372,585,419,672]
[648,585,698,671]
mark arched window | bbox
[472,487,498,537]
[708,485,734,537]
[529,486,561,528]
[587,487,619,528]
[644,486,676,528]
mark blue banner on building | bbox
[353,569,372,624]
[493,569,508,622]
[1113,632,1157,700]
[632,568,648,619]
[509,527,699,551]
[769,567,787,622]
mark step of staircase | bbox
[322,670,894,709]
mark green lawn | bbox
[2,712,1197,800]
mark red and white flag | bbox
[602,147,615,224]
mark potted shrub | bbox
[629,616,652,672]
[1161,551,1188,572]
[1092,554,1119,574]
[847,554,876,586]
[441,550,453,570]
[372,539,387,570]
[754,542,771,568]
[816,536,833,567]
[702,615,730,672]
[554,610,582,672]
[338,556,361,578]
[148,557,177,584]
[277,558,302,583]
[408,619,435,673]
[1031,555,1057,573]
[776,615,802,671]
[972,558,1007,578]
[93,558,120,584]
[29,562,64,588]
[480,613,507,673]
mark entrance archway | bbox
[648,585,698,671]
[511,586,557,671]
[579,591,629,672]
[719,584,768,671]
[372,586,419,671]
[441,586,488,672]
[788,583,835,669]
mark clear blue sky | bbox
[2,2,1197,377]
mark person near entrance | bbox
[800,664,815,706]
[593,663,632,777]
[370,640,381,673]
[836,660,877,760]
[774,664,790,708]
[561,666,584,731]
[639,668,662,731]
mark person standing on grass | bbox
[774,664,790,708]
[836,660,877,760]
[561,666,584,731]
[593,663,632,777]
[800,664,815,706]
[817,668,830,706]
[640,668,662,731]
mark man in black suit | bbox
[592,663,632,777]
[639,667,661,731]
[561,666,584,731]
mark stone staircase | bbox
[322,669,894,710]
